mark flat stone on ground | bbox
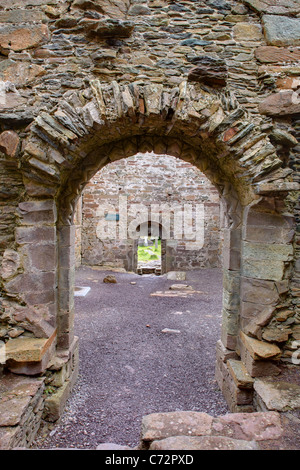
[169,284,193,290]
[211,411,283,441]
[149,435,259,450]
[142,411,213,442]
[166,271,186,280]
[96,442,132,450]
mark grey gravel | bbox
[34,267,229,450]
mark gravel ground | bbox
[33,267,229,449]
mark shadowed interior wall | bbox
[75,153,222,271]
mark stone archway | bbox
[1,80,298,427]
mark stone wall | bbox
[77,152,222,271]
[0,0,299,448]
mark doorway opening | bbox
[136,221,162,275]
[137,236,162,275]
[74,152,222,277]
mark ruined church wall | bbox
[78,153,222,271]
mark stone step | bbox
[149,435,259,450]
[140,410,283,450]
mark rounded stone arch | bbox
[12,79,299,411]
[21,79,288,218]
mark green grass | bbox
[137,239,161,263]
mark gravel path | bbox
[34,267,229,449]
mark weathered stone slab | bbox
[0,249,22,281]
[0,24,50,55]
[0,427,19,450]
[254,379,300,411]
[0,60,45,86]
[270,129,298,148]
[255,46,300,64]
[211,411,282,441]
[241,277,279,306]
[149,435,259,450]
[0,87,27,110]
[43,380,71,422]
[5,333,56,363]
[262,15,300,46]
[73,0,129,18]
[241,346,281,377]
[240,331,281,360]
[169,284,192,290]
[166,271,186,281]
[0,10,47,23]
[87,19,134,38]
[0,374,44,429]
[0,130,19,157]
[243,0,300,15]
[233,23,262,41]
[255,182,300,195]
[18,200,57,225]
[243,242,293,262]
[259,90,300,116]
[141,411,213,443]
[0,397,31,426]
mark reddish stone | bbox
[0,130,20,157]
[255,46,300,64]
[276,77,300,90]
[0,24,50,54]
[223,127,239,142]
[259,90,300,116]
[212,411,283,441]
